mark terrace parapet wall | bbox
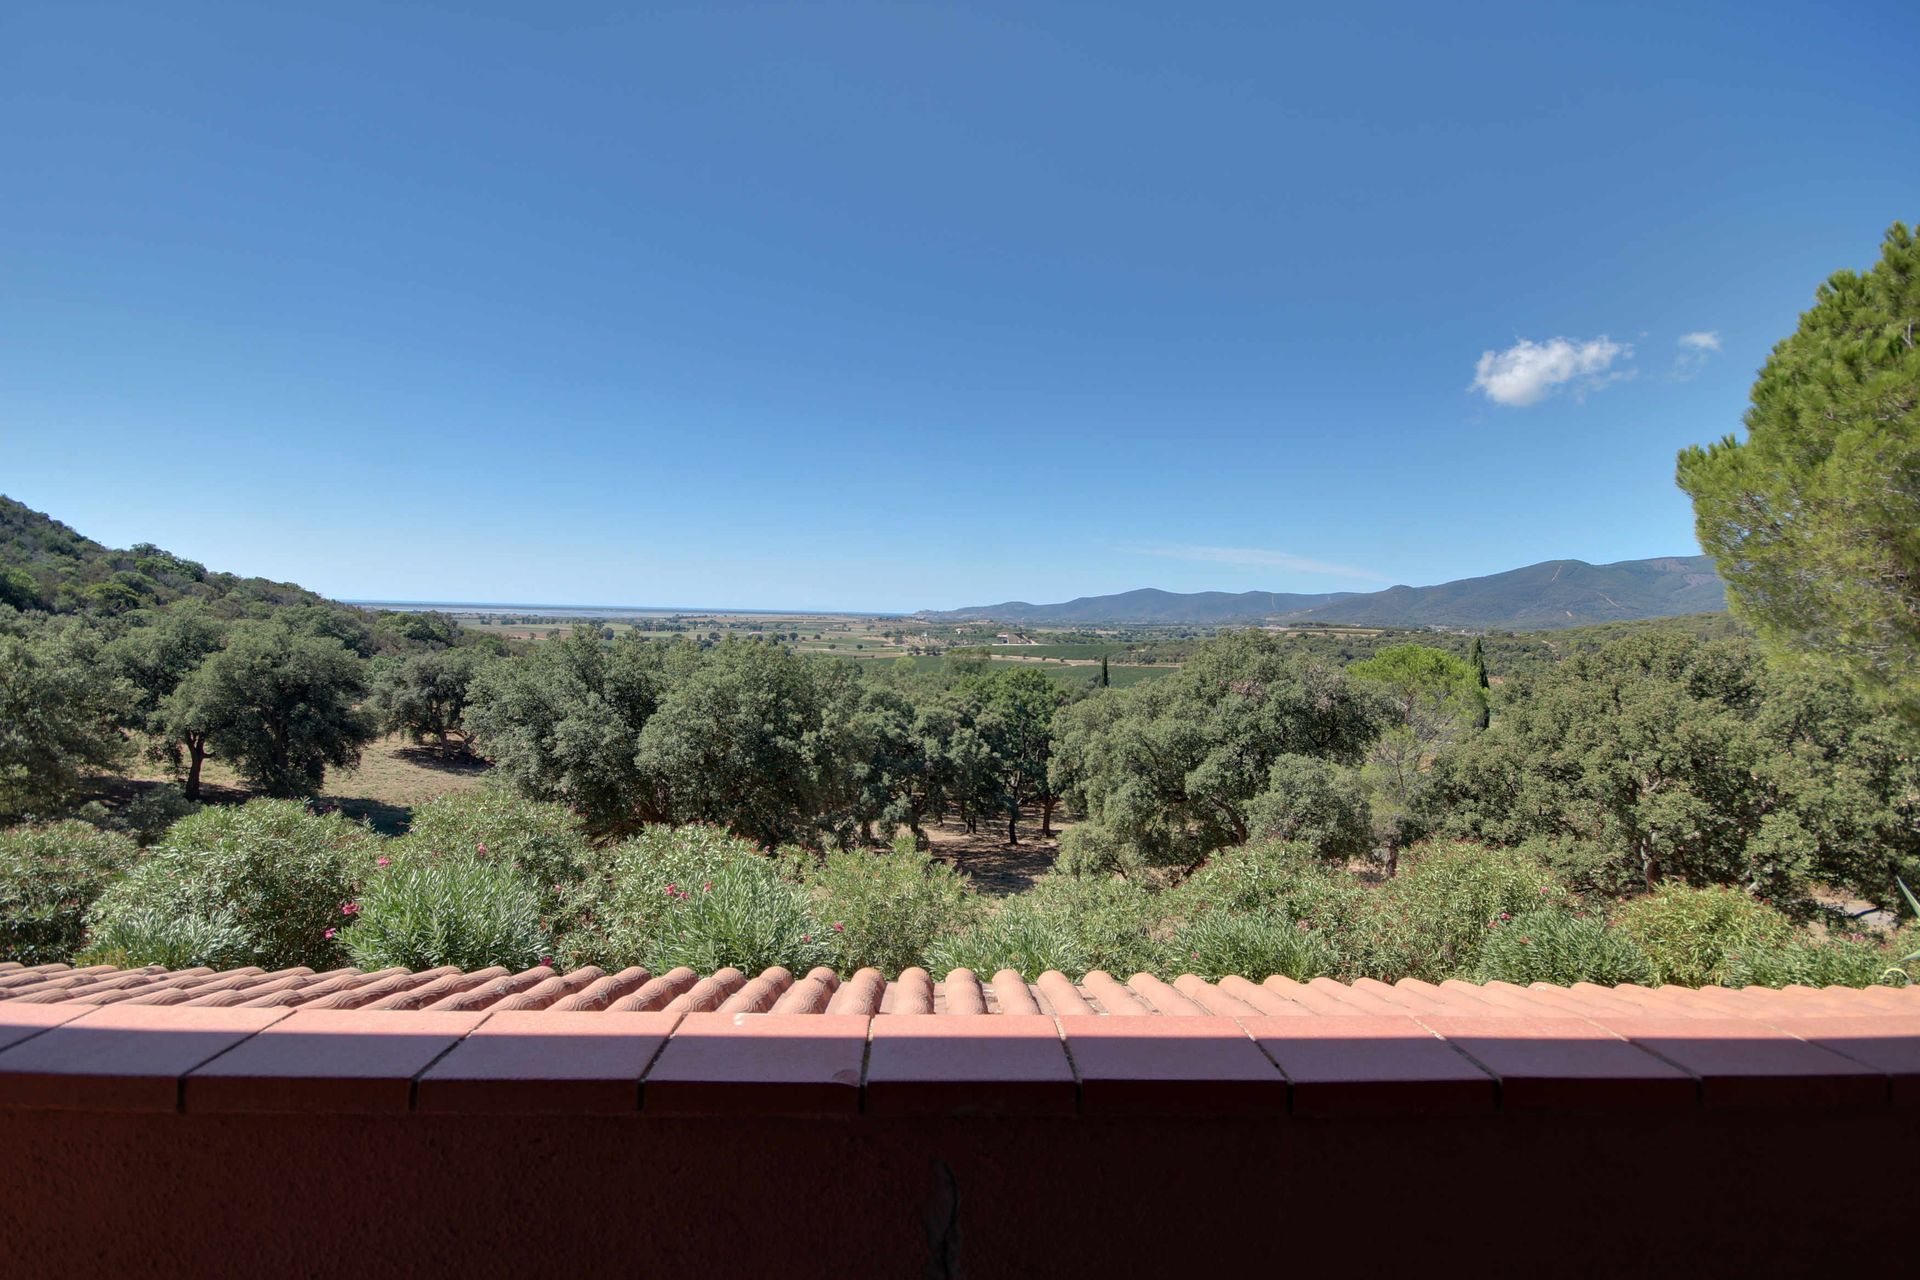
[3,961,1918,1276]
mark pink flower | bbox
[701,881,713,893]
[803,934,813,943]
[342,902,361,916]
[666,883,679,897]
[376,856,391,867]
[323,927,337,940]
[540,957,554,968]
[831,922,845,932]
[477,842,488,855]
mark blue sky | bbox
[3,2,1915,611]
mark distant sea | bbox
[344,600,893,618]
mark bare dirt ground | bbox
[922,811,1063,896]
[109,733,490,835]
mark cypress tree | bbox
[1099,654,1111,688]
[1469,636,1491,730]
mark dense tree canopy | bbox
[164,622,376,797]
[0,611,126,820]
[1050,631,1379,873]
[368,647,493,749]
[1427,631,1919,909]
[1678,222,1920,720]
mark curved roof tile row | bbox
[4,959,1919,1019]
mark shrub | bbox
[1168,911,1338,982]
[560,824,827,973]
[1355,842,1567,981]
[1171,841,1366,926]
[394,790,589,917]
[74,784,201,846]
[926,874,1163,980]
[0,821,138,963]
[1726,933,1915,989]
[84,799,380,970]
[79,905,252,970]
[1473,909,1653,986]
[344,853,550,971]
[1611,884,1796,986]
[1054,823,1130,878]
[801,836,981,976]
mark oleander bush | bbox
[926,873,1163,980]
[1726,932,1915,989]
[801,835,982,977]
[393,790,590,918]
[79,905,252,970]
[1168,840,1366,925]
[0,821,138,963]
[1473,909,1654,986]
[1611,883,1797,986]
[1349,842,1567,981]
[560,824,828,974]
[344,851,551,971]
[83,799,379,969]
[1168,911,1339,982]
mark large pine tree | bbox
[1678,221,1919,721]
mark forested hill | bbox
[0,495,328,615]
[922,555,1727,630]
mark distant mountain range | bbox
[918,555,1727,630]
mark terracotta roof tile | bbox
[2,962,1915,1118]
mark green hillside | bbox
[0,495,327,616]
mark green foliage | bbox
[84,799,380,970]
[164,621,375,797]
[1243,755,1372,860]
[0,611,127,820]
[1474,909,1653,986]
[1678,222,1920,722]
[394,790,589,918]
[344,851,551,971]
[0,495,326,617]
[0,821,138,963]
[1050,631,1379,873]
[925,874,1163,979]
[368,647,492,745]
[1610,884,1797,986]
[106,602,228,797]
[1727,933,1915,989]
[559,824,828,973]
[80,905,253,970]
[1168,912,1338,982]
[1428,631,1920,907]
[465,628,676,832]
[74,784,200,847]
[1354,842,1567,981]
[1170,840,1365,926]
[1350,644,1485,860]
[801,836,981,976]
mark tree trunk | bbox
[1007,809,1018,846]
[184,737,207,801]
[1041,796,1055,838]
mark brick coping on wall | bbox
[3,960,1917,1117]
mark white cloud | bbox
[1672,330,1722,380]
[1122,543,1387,581]
[1471,335,1633,407]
